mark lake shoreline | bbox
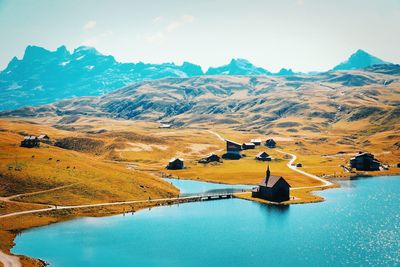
[3,174,399,266]
[0,176,343,266]
[10,175,400,266]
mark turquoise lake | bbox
[163,178,253,195]
[12,176,400,266]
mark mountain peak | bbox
[206,58,270,75]
[333,49,389,71]
[56,45,68,53]
[73,46,100,55]
[229,58,253,67]
[354,49,368,55]
[23,45,52,60]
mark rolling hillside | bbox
[3,65,399,136]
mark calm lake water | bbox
[12,176,400,266]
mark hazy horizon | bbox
[1,0,399,72]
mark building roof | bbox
[38,134,49,139]
[226,139,241,146]
[259,175,288,188]
[256,151,270,158]
[243,142,255,146]
[259,166,290,188]
[169,158,184,163]
[24,135,37,140]
[356,152,374,157]
[251,139,261,143]
[350,152,376,160]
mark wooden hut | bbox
[20,136,40,148]
[166,158,184,170]
[252,166,290,202]
[199,153,221,164]
[255,151,271,161]
[350,152,380,171]
[265,139,276,148]
[250,139,262,146]
[242,142,256,150]
[222,140,242,159]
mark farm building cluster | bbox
[221,138,277,160]
[20,134,50,148]
[166,138,278,169]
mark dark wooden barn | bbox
[199,153,221,164]
[222,140,242,159]
[252,166,290,202]
[350,152,380,171]
[255,151,271,161]
[20,136,40,148]
[265,139,276,148]
[166,158,184,170]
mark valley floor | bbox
[0,117,399,267]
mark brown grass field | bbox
[0,116,399,266]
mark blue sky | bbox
[0,0,399,72]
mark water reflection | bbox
[164,178,253,196]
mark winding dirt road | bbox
[0,184,77,203]
[206,130,333,189]
[207,130,226,142]
[274,149,334,189]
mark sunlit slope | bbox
[3,66,399,136]
[0,120,178,210]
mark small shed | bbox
[21,136,40,148]
[242,142,256,150]
[256,151,271,161]
[350,152,380,171]
[166,158,184,170]
[199,153,221,164]
[252,166,290,202]
[265,139,276,148]
[250,139,262,146]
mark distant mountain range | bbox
[2,66,399,135]
[0,45,203,110]
[0,46,394,111]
